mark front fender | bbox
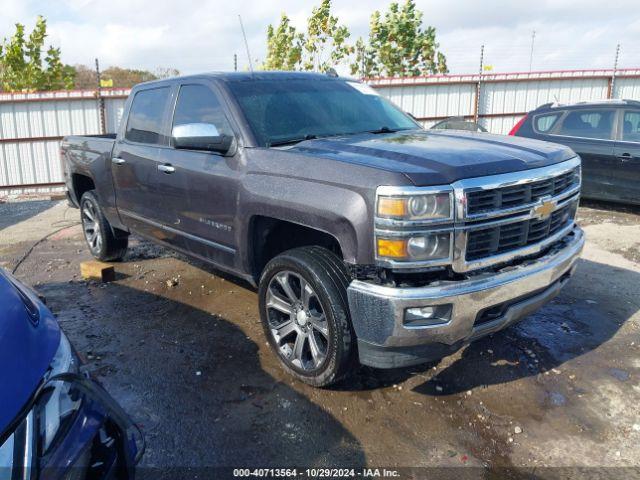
[239,173,373,267]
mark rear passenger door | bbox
[613,109,640,203]
[548,108,617,201]
[112,86,173,238]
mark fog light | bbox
[404,304,452,327]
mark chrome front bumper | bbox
[347,226,584,368]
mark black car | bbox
[430,116,487,132]
[510,99,640,206]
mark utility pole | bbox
[474,45,484,123]
[95,58,106,135]
[529,30,536,72]
[234,53,238,72]
[609,44,620,99]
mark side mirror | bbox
[172,123,233,154]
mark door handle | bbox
[157,164,175,174]
[112,157,126,165]
[616,153,634,161]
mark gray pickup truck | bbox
[62,72,584,386]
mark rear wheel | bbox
[258,247,355,387]
[80,191,128,262]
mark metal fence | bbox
[369,68,640,133]
[0,88,129,194]
[1,68,640,194]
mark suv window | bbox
[172,84,232,136]
[125,87,170,144]
[534,113,560,133]
[622,111,640,142]
[557,109,614,140]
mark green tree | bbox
[262,0,352,72]
[302,0,352,72]
[0,16,75,92]
[263,14,304,70]
[351,0,448,78]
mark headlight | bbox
[377,191,452,221]
[376,232,452,262]
[375,186,455,267]
[0,333,81,473]
[36,333,82,455]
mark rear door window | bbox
[556,109,615,140]
[125,87,171,144]
[533,113,560,133]
[622,111,640,142]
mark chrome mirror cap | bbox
[172,123,220,139]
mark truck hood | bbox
[0,270,60,435]
[290,129,576,186]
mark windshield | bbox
[226,78,420,146]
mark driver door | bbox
[155,81,241,268]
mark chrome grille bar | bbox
[451,157,581,273]
[452,156,581,222]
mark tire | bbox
[80,191,128,262]
[258,246,355,387]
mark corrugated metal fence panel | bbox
[614,77,640,100]
[0,140,62,187]
[3,73,640,193]
[479,78,610,117]
[0,89,129,193]
[105,97,128,133]
[482,115,523,135]
[0,99,100,140]
[370,69,640,134]
[376,83,475,119]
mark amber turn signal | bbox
[377,197,407,218]
[376,238,408,259]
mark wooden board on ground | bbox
[80,260,115,282]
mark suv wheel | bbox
[258,247,355,387]
[80,191,128,262]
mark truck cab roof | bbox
[134,71,348,89]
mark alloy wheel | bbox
[81,200,102,253]
[265,270,330,371]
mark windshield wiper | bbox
[268,134,318,147]
[367,126,401,134]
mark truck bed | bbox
[62,134,116,154]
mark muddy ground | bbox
[0,199,639,478]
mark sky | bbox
[1,0,639,76]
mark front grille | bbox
[465,201,577,261]
[466,167,579,216]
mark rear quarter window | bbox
[125,87,171,145]
[533,113,560,133]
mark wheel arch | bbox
[248,216,346,281]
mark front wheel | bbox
[258,247,355,387]
[80,191,128,262]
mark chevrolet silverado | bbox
[62,72,584,387]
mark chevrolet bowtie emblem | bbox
[532,199,556,219]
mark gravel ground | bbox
[1,199,639,478]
